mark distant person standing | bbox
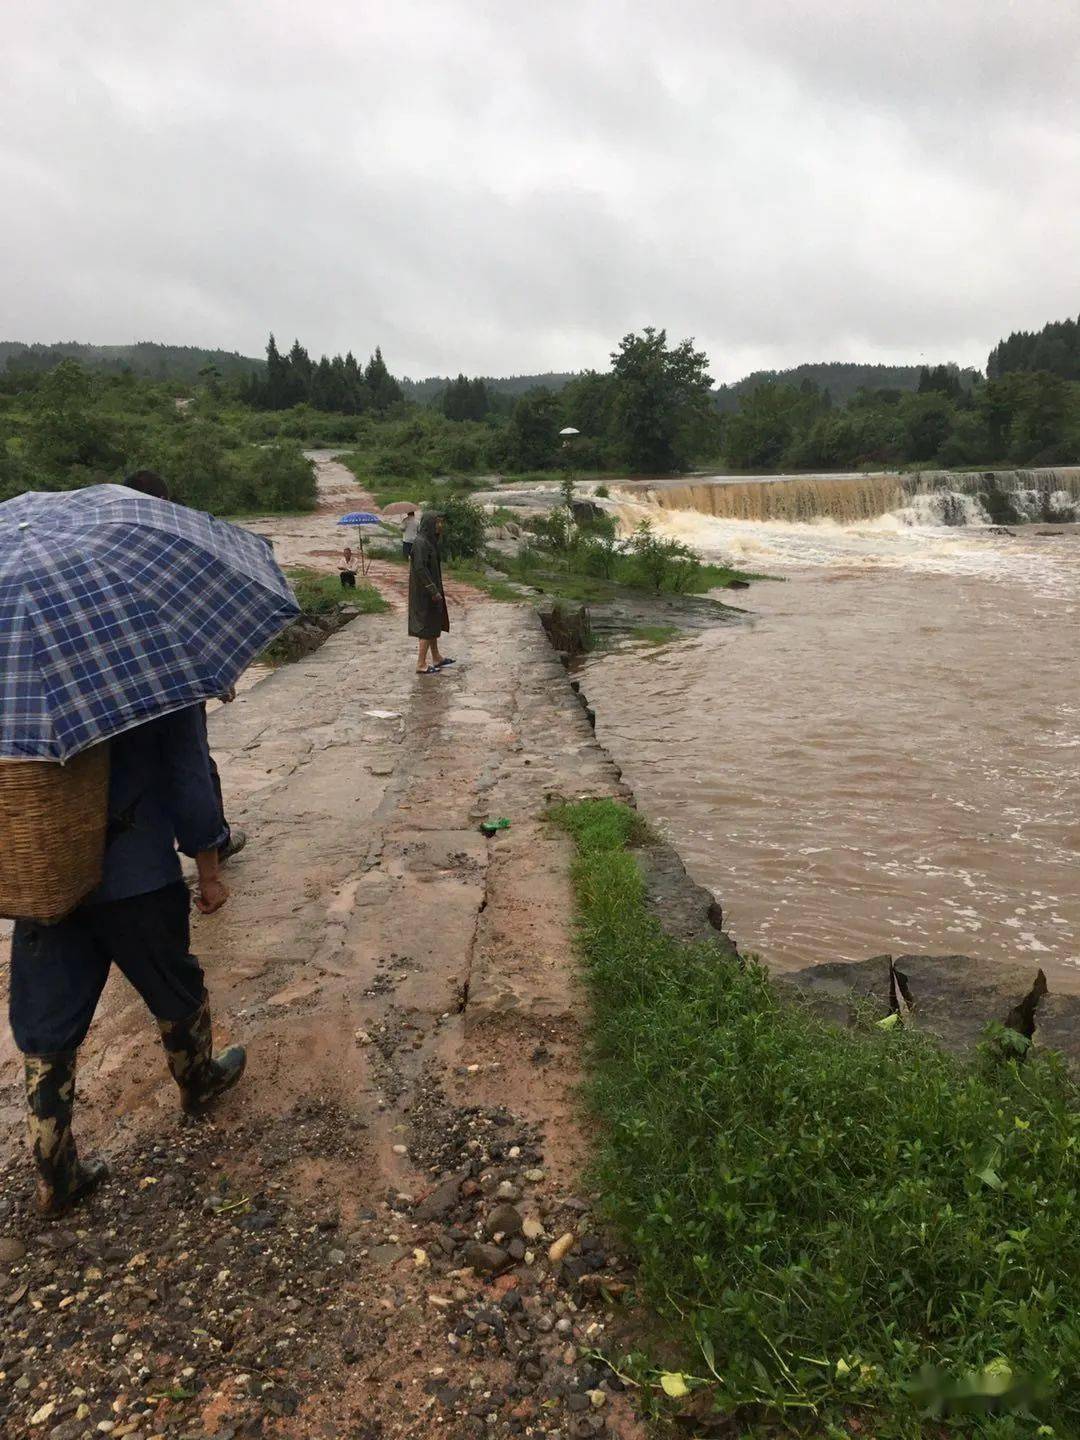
[408,513,453,674]
[402,509,418,560]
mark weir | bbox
[624,467,1080,525]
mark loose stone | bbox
[548,1233,575,1263]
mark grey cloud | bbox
[2,0,1077,381]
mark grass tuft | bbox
[285,566,389,617]
[555,798,1080,1438]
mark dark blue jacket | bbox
[89,706,227,904]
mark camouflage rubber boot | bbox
[158,993,246,1114]
[24,1052,108,1216]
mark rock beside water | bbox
[781,952,1080,1069]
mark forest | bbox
[2,313,1079,514]
[0,340,260,383]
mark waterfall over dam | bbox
[620,468,1080,526]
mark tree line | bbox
[988,314,1080,382]
[722,366,1080,471]
[713,360,977,414]
[228,327,718,475]
[240,337,403,414]
[0,341,259,382]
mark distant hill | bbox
[713,361,978,413]
[0,341,262,383]
[988,314,1080,381]
[401,371,580,404]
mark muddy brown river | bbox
[582,499,1080,990]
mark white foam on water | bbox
[611,494,1080,599]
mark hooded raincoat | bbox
[408,513,449,640]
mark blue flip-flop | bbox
[436,658,456,669]
[418,665,440,675]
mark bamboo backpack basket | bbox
[0,743,110,924]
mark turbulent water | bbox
[582,474,1080,988]
[622,467,1080,527]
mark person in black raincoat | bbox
[408,512,453,673]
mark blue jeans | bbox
[9,882,205,1054]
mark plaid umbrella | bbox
[0,485,300,761]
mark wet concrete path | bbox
[0,599,624,1168]
[0,593,648,1439]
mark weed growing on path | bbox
[286,566,389,616]
[555,799,1080,1438]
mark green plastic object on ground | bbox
[480,818,511,835]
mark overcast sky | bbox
[3,1,1078,382]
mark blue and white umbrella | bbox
[337,511,381,527]
[0,485,300,761]
[336,510,382,574]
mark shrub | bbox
[238,443,317,512]
[625,520,701,593]
[534,506,575,552]
[370,445,425,478]
[436,494,488,560]
[580,534,619,578]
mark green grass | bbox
[554,798,1080,1438]
[258,566,388,666]
[285,565,389,617]
[505,558,751,608]
[439,559,525,603]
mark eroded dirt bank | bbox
[0,464,649,1439]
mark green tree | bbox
[560,370,616,438]
[785,413,859,469]
[902,393,954,462]
[1006,371,1072,461]
[364,347,403,413]
[26,360,124,477]
[917,364,963,400]
[287,340,313,405]
[440,374,490,421]
[264,334,290,408]
[342,351,366,413]
[505,389,561,470]
[437,494,488,560]
[0,445,32,502]
[609,328,714,473]
[310,355,344,412]
[937,411,992,468]
[724,383,800,469]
